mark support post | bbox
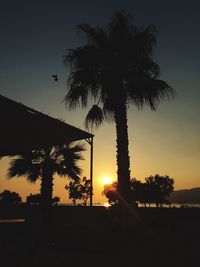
[86,137,93,207]
[89,137,93,207]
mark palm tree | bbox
[7,142,85,210]
[63,10,175,203]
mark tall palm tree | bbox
[63,10,175,203]
[7,142,85,210]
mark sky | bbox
[0,0,199,203]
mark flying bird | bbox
[51,74,58,81]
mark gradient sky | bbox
[0,0,199,203]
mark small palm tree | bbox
[64,10,175,203]
[7,142,85,210]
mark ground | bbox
[0,206,199,267]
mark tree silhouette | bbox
[65,181,82,205]
[104,175,174,207]
[0,190,22,206]
[26,193,41,205]
[26,193,60,206]
[145,174,174,207]
[65,176,91,205]
[130,178,148,206]
[64,10,175,203]
[102,181,118,205]
[79,177,91,206]
[7,142,85,211]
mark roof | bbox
[0,95,93,156]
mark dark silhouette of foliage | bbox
[65,176,91,205]
[145,174,174,207]
[65,181,82,205]
[130,178,149,206]
[64,10,175,203]
[103,175,174,207]
[0,190,22,206]
[26,193,60,205]
[26,193,41,205]
[80,176,91,205]
[102,181,119,205]
[7,142,85,211]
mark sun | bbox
[102,177,111,185]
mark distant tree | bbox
[103,175,174,207]
[145,174,174,207]
[0,190,22,206]
[65,177,91,206]
[7,142,85,211]
[102,181,119,205]
[65,181,82,205]
[26,193,60,206]
[130,178,148,206]
[26,193,41,205]
[79,177,91,206]
[64,10,174,203]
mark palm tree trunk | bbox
[40,169,54,220]
[39,170,54,245]
[114,100,131,203]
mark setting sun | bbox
[102,177,111,185]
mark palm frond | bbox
[64,46,102,109]
[68,142,86,154]
[64,46,98,72]
[129,79,175,110]
[54,142,84,182]
[108,9,137,37]
[77,24,106,47]
[84,105,105,130]
[58,143,85,160]
[7,156,41,183]
[57,165,81,182]
[64,84,89,109]
[134,24,157,58]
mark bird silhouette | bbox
[51,74,58,81]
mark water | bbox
[58,202,200,208]
[137,203,200,208]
